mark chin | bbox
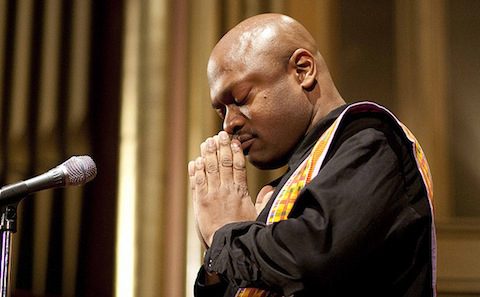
[247,155,287,170]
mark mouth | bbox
[234,134,255,154]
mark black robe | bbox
[194,103,435,297]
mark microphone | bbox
[0,156,97,205]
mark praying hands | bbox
[188,131,258,247]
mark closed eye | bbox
[234,97,244,105]
[214,107,225,119]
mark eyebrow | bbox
[211,81,236,108]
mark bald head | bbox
[208,14,320,83]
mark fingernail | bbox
[200,142,207,153]
[231,141,240,152]
[219,131,229,141]
[195,157,203,168]
[207,138,216,150]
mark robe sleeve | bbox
[203,127,426,296]
[193,266,229,297]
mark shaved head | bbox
[208,14,320,87]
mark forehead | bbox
[208,55,276,100]
[207,58,247,102]
[207,21,288,100]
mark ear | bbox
[288,48,317,90]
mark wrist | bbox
[205,271,221,285]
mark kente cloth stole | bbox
[235,102,435,297]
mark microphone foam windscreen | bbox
[62,156,97,186]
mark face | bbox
[208,50,314,169]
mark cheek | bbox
[239,105,251,119]
[253,90,311,146]
[261,83,312,129]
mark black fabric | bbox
[194,266,230,296]
[194,103,434,297]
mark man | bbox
[188,13,436,297]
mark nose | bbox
[223,104,245,135]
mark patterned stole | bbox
[235,102,435,297]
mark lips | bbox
[234,134,255,154]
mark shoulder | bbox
[325,108,410,166]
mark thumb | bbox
[255,185,274,215]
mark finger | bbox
[188,160,196,193]
[255,185,274,214]
[256,185,274,204]
[188,160,198,213]
[218,131,233,185]
[213,135,220,149]
[231,139,248,195]
[194,156,208,197]
[202,138,220,191]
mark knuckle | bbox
[199,198,211,208]
[195,174,205,185]
[236,172,247,183]
[220,156,233,167]
[205,162,218,173]
[236,184,249,196]
[233,158,245,169]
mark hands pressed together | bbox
[188,131,258,248]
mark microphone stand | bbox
[0,203,18,297]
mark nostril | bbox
[222,105,245,135]
[223,117,243,135]
[232,126,241,135]
[223,119,232,134]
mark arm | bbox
[203,128,418,295]
[189,131,258,296]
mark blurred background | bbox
[0,0,479,296]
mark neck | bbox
[306,88,345,135]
